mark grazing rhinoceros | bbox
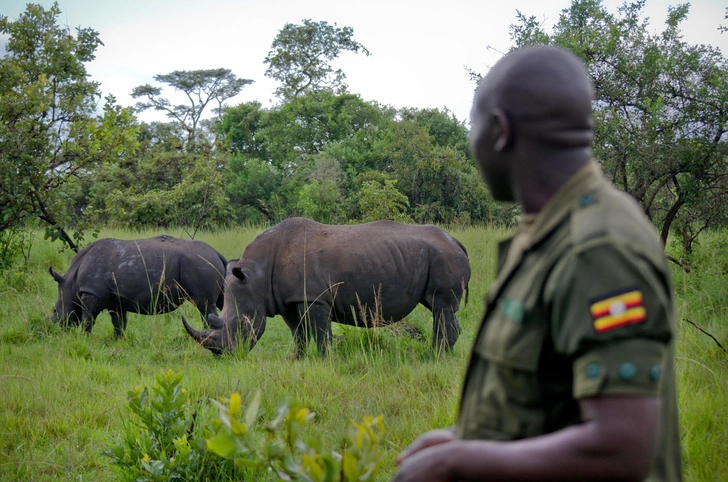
[182,217,470,357]
[49,236,228,337]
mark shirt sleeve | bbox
[544,241,674,399]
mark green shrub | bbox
[106,370,387,481]
[104,370,222,481]
[207,390,386,481]
[359,179,412,223]
[0,227,32,270]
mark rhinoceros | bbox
[182,217,470,357]
[49,235,228,337]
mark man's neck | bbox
[514,146,592,214]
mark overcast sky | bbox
[3,0,727,124]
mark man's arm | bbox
[393,395,659,482]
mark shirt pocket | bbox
[469,297,548,439]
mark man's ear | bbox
[492,107,511,152]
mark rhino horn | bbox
[207,313,225,329]
[49,267,65,284]
[182,315,225,355]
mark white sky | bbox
[3,0,727,124]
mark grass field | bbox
[0,225,726,481]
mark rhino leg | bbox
[305,303,333,357]
[215,290,225,312]
[110,311,128,338]
[195,299,215,328]
[78,293,101,334]
[282,311,307,359]
[284,303,333,358]
[431,306,461,351]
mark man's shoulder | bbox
[568,180,662,251]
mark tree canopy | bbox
[0,2,138,253]
[264,19,370,101]
[509,0,728,253]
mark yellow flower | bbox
[294,408,310,424]
[142,453,151,463]
[229,392,242,417]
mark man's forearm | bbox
[437,398,658,481]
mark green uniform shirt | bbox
[457,162,682,481]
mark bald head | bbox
[469,46,596,210]
[472,46,594,147]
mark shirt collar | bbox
[519,160,604,249]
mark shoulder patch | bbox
[590,287,646,333]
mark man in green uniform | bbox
[392,46,681,481]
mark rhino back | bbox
[72,237,225,312]
[244,218,469,321]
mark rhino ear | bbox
[225,259,239,277]
[232,267,246,284]
[49,267,65,284]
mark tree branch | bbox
[684,319,727,354]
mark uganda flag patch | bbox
[590,287,647,333]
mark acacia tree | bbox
[0,2,138,253]
[264,19,370,101]
[509,0,728,252]
[132,68,253,147]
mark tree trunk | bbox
[659,196,685,247]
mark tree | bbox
[295,179,343,224]
[359,178,412,223]
[91,148,232,235]
[509,0,728,251]
[264,19,370,101]
[132,68,253,147]
[0,2,138,253]
[258,90,384,171]
[367,117,483,224]
[398,107,471,158]
[226,155,283,223]
[218,101,269,158]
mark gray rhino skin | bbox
[183,217,470,356]
[50,236,227,337]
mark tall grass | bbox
[0,225,726,481]
[669,230,728,481]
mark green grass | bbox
[669,230,728,481]
[0,225,726,481]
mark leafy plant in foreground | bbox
[207,391,387,481]
[104,370,218,481]
[105,370,386,481]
